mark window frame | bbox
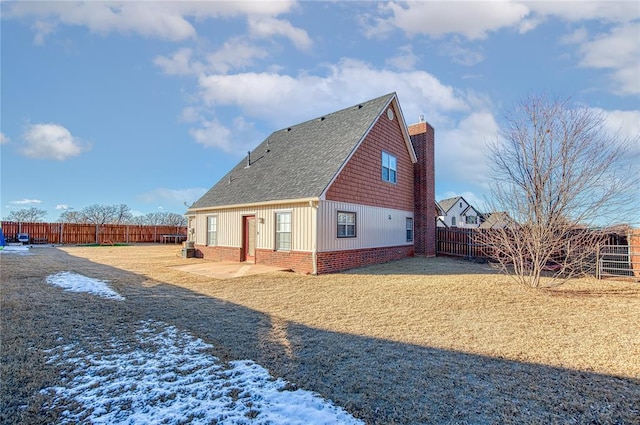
[275,211,292,251]
[381,151,397,184]
[451,216,457,227]
[465,215,477,225]
[206,215,217,246]
[337,211,357,238]
[406,217,414,242]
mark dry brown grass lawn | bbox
[2,244,639,424]
[61,244,640,379]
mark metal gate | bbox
[597,244,640,280]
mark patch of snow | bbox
[46,271,124,300]
[43,320,363,424]
[0,245,31,255]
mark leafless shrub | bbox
[484,95,639,288]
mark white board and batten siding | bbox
[317,200,413,252]
[193,202,317,252]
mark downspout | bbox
[311,200,319,275]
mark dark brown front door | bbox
[242,216,256,262]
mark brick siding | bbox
[317,245,414,274]
[325,105,414,211]
[409,121,436,256]
[255,249,314,274]
[195,245,241,261]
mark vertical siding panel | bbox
[193,202,316,252]
[317,200,413,252]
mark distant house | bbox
[437,196,483,228]
[186,93,437,274]
[479,211,512,229]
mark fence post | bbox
[595,243,600,279]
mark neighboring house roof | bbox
[438,196,483,217]
[461,204,482,217]
[435,201,445,216]
[438,196,463,214]
[190,93,414,210]
[479,211,511,229]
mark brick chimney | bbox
[409,117,436,256]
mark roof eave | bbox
[186,196,321,213]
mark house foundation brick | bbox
[255,249,314,274]
[317,245,414,274]
[195,245,241,262]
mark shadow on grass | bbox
[1,248,638,424]
[343,255,498,277]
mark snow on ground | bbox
[46,271,125,300]
[0,245,31,255]
[40,273,362,424]
[43,320,363,425]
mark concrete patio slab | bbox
[172,261,289,279]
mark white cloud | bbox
[154,47,201,76]
[439,37,485,66]
[247,16,312,50]
[5,1,298,43]
[525,1,640,23]
[138,188,208,206]
[436,111,500,189]
[0,132,10,144]
[594,109,640,157]
[155,38,271,77]
[574,23,640,95]
[10,198,43,205]
[31,20,57,45]
[56,204,72,210]
[368,1,639,41]
[373,1,530,40]
[386,45,418,71]
[599,109,640,140]
[21,123,90,160]
[189,115,264,153]
[205,38,270,74]
[196,58,470,130]
[179,106,203,123]
[189,118,235,152]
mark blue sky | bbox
[1,1,639,222]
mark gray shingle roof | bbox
[190,93,396,210]
[437,197,462,214]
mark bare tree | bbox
[81,204,118,225]
[113,204,133,224]
[143,212,163,226]
[6,207,47,222]
[484,95,639,288]
[160,212,187,226]
[57,210,85,223]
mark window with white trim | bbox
[275,211,291,251]
[451,216,456,227]
[406,217,414,242]
[337,211,356,238]
[381,151,397,183]
[207,216,217,246]
[466,216,477,225]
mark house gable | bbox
[189,93,398,211]
[323,98,416,211]
[438,196,484,228]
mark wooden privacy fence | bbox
[1,221,187,245]
[438,227,640,280]
[436,228,490,259]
